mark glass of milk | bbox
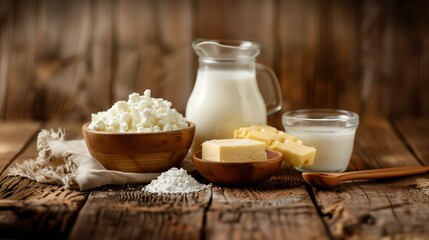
[282,109,359,172]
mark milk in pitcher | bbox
[186,69,266,151]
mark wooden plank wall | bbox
[0,0,428,121]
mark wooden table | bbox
[1,117,429,239]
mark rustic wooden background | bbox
[0,0,428,121]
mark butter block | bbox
[202,139,267,162]
[234,125,316,167]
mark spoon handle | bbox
[339,166,429,181]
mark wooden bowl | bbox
[191,149,283,186]
[82,122,195,173]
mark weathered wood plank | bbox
[393,117,429,166]
[359,0,429,117]
[0,0,13,119]
[0,121,88,238]
[69,186,211,240]
[205,165,330,239]
[110,0,195,113]
[1,0,429,121]
[34,0,91,121]
[278,0,361,113]
[34,59,88,121]
[277,0,318,111]
[3,1,38,119]
[0,121,40,173]
[0,177,87,239]
[89,0,114,112]
[349,117,421,170]
[311,118,429,239]
[197,0,276,68]
[276,0,429,118]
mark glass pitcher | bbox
[186,39,282,152]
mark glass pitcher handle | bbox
[256,63,283,115]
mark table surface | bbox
[0,117,429,239]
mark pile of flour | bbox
[143,168,210,193]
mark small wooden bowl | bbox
[192,149,283,186]
[82,122,195,173]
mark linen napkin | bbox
[8,129,193,191]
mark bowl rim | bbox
[192,149,283,164]
[82,121,195,135]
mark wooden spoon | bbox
[302,166,429,188]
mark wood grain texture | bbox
[349,117,421,170]
[69,186,211,240]
[0,121,88,239]
[0,0,12,119]
[303,166,429,188]
[0,0,428,120]
[192,149,283,186]
[34,0,91,121]
[82,122,195,173]
[91,0,195,114]
[360,0,429,117]
[394,117,429,166]
[197,0,276,68]
[0,177,87,239]
[277,0,363,111]
[0,121,40,173]
[90,0,114,112]
[311,118,429,239]
[0,120,429,238]
[2,0,37,120]
[205,165,330,239]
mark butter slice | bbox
[234,125,316,167]
[202,139,267,162]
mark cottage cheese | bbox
[88,90,189,132]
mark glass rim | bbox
[192,39,260,51]
[192,38,261,61]
[282,108,359,127]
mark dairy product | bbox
[143,168,210,193]
[186,70,266,152]
[202,139,267,162]
[234,125,316,167]
[89,90,189,132]
[285,126,356,172]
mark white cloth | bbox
[8,129,193,191]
